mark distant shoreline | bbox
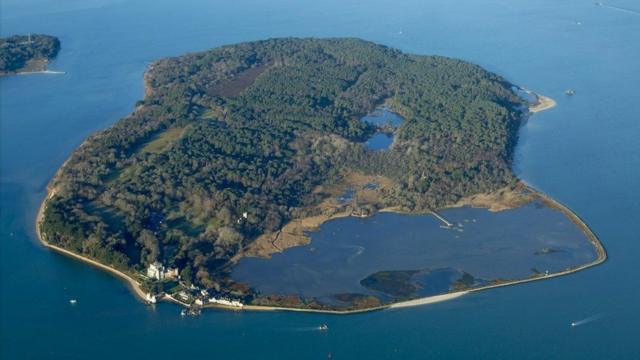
[35,91,607,315]
[1,56,64,77]
[35,189,149,303]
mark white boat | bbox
[181,307,201,317]
[571,322,577,327]
[69,299,77,304]
[318,324,329,331]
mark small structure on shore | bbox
[209,297,243,308]
[164,267,179,279]
[147,262,178,280]
[431,211,453,228]
[145,293,157,304]
[147,261,165,280]
[178,291,190,301]
[181,306,201,317]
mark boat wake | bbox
[596,2,640,16]
[571,314,603,327]
[289,326,328,332]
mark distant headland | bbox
[0,34,62,76]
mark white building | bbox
[164,267,179,279]
[209,297,243,308]
[145,293,157,304]
[237,212,249,224]
[178,291,190,301]
[147,261,165,280]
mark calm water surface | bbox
[232,202,597,300]
[365,133,394,150]
[363,107,403,150]
[2,0,639,359]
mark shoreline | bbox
[34,91,607,315]
[1,57,64,77]
[35,189,149,303]
[389,291,469,309]
[16,70,66,75]
[527,90,557,113]
[35,182,607,315]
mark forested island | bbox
[0,34,60,75]
[37,38,605,312]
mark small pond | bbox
[365,133,394,151]
[362,107,404,150]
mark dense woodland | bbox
[40,38,525,296]
[0,34,60,73]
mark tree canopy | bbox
[40,38,525,295]
[0,34,60,73]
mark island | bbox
[37,38,605,313]
[0,34,61,75]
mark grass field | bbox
[140,127,186,154]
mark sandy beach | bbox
[16,70,65,75]
[35,189,149,302]
[528,93,557,113]
[43,242,149,301]
[389,291,469,309]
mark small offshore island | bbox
[37,38,605,314]
[0,34,61,76]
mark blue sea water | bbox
[1,0,639,358]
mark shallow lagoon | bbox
[232,200,597,302]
